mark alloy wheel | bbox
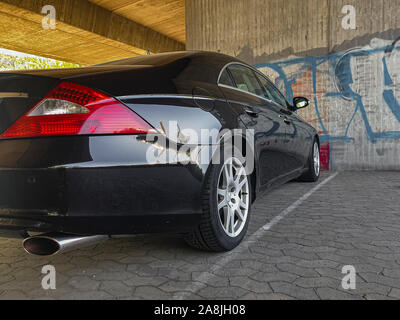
[217,157,250,238]
[314,143,320,177]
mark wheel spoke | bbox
[237,177,247,190]
[234,167,245,184]
[217,188,226,197]
[235,208,244,222]
[223,208,230,229]
[229,211,235,234]
[239,199,247,209]
[224,163,232,182]
[218,199,227,211]
[223,165,228,181]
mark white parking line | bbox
[172,172,339,300]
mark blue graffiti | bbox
[254,44,400,143]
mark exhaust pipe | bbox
[23,233,109,256]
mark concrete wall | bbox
[186,0,400,170]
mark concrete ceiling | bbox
[0,0,186,65]
[89,0,186,43]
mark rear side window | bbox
[228,65,264,97]
[219,69,234,86]
[256,73,288,107]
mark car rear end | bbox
[0,70,203,238]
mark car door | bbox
[255,72,309,171]
[218,64,288,187]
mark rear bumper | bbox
[0,213,202,235]
[0,135,208,235]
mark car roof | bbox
[0,52,249,90]
[97,51,246,84]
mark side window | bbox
[219,69,235,87]
[256,73,288,107]
[228,65,264,97]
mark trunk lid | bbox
[0,64,161,134]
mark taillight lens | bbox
[1,82,156,139]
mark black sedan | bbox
[0,51,320,255]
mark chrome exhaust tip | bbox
[23,233,108,256]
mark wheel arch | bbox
[315,134,320,147]
[204,130,258,203]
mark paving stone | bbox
[364,294,395,300]
[295,259,340,269]
[294,277,339,289]
[0,172,399,300]
[60,290,113,300]
[100,280,134,297]
[229,276,272,294]
[388,288,400,299]
[270,282,319,300]
[197,286,248,299]
[239,292,295,300]
[359,273,400,289]
[159,280,207,293]
[0,290,29,300]
[192,272,229,287]
[316,287,362,300]
[134,286,171,300]
[123,275,168,287]
[276,263,320,277]
[382,268,400,279]
[249,271,299,283]
[68,276,100,291]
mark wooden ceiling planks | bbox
[89,0,186,43]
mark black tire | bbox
[184,148,252,252]
[298,138,321,182]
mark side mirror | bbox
[293,97,310,110]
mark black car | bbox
[0,51,320,255]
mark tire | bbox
[298,138,321,182]
[184,147,252,252]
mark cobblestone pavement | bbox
[1,171,400,300]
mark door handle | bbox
[279,114,292,125]
[245,109,259,117]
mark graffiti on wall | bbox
[254,38,400,147]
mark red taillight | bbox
[1,82,155,139]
